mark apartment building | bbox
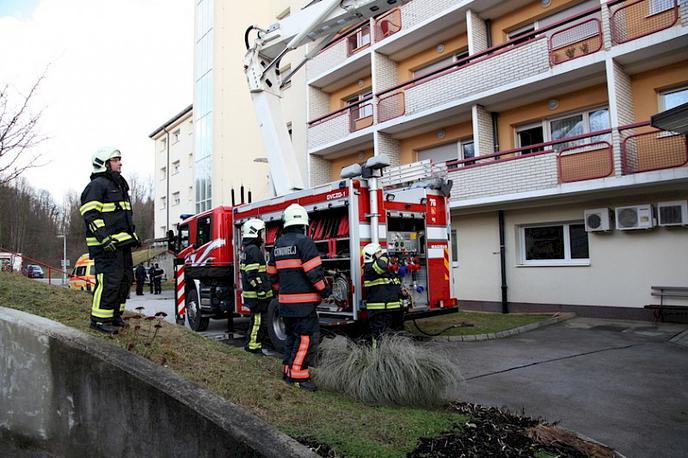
[150,105,194,239]
[305,0,688,318]
[193,0,308,213]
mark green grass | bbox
[406,310,553,337]
[0,272,463,457]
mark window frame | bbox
[412,48,469,79]
[518,221,590,267]
[416,137,475,164]
[345,90,373,121]
[196,215,213,247]
[507,22,537,41]
[648,0,675,16]
[659,84,688,111]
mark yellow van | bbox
[69,254,96,292]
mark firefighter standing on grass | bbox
[363,242,404,344]
[239,218,272,354]
[80,147,139,334]
[267,204,330,392]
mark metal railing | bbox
[609,0,679,44]
[374,8,402,42]
[620,121,688,174]
[549,18,603,65]
[0,245,89,287]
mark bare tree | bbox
[0,73,48,185]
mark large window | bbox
[347,24,371,53]
[519,222,589,266]
[417,138,474,164]
[660,85,688,111]
[197,216,212,247]
[194,0,214,213]
[413,49,469,79]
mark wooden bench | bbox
[645,286,688,322]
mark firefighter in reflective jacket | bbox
[80,147,139,334]
[363,242,404,343]
[240,218,273,354]
[267,204,329,392]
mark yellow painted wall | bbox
[396,34,469,81]
[497,84,608,150]
[328,77,372,111]
[399,122,473,164]
[329,149,374,181]
[491,0,583,45]
[631,61,688,123]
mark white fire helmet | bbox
[362,242,385,263]
[92,147,122,173]
[282,203,309,228]
[241,219,265,239]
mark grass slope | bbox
[0,272,462,457]
[406,310,552,337]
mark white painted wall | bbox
[453,191,688,308]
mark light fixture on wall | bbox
[548,99,560,110]
[436,129,446,139]
[541,0,552,7]
[436,43,445,53]
[357,79,364,87]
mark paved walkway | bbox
[438,318,688,458]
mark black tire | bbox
[267,299,287,354]
[186,288,209,332]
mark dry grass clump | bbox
[314,334,461,406]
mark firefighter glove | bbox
[102,237,117,252]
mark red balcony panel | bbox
[558,141,614,182]
[374,8,402,42]
[610,0,679,44]
[621,127,688,174]
[377,92,405,123]
[549,18,603,65]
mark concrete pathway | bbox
[438,318,688,458]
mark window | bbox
[516,124,545,154]
[76,266,87,276]
[507,22,536,42]
[418,138,475,165]
[549,107,609,149]
[348,24,371,53]
[197,215,212,246]
[159,137,167,151]
[660,85,688,111]
[346,91,373,120]
[160,166,167,180]
[450,229,458,267]
[286,122,293,139]
[461,140,475,161]
[413,49,469,79]
[173,192,180,206]
[172,160,180,175]
[519,222,589,266]
[649,0,674,15]
[160,196,167,209]
[173,129,181,143]
[179,224,190,250]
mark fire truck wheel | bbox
[186,289,209,332]
[267,299,287,353]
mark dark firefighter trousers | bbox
[91,249,133,323]
[245,300,270,351]
[283,310,319,382]
[369,308,404,343]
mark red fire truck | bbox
[170,161,457,351]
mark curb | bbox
[429,312,576,342]
[670,329,688,347]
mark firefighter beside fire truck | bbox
[267,204,330,391]
[239,218,273,354]
[363,242,404,344]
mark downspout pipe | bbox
[498,210,508,313]
[163,127,171,236]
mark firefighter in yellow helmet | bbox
[239,218,273,354]
[362,242,403,344]
[267,204,329,391]
[80,147,140,334]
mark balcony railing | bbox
[376,6,603,123]
[620,122,688,174]
[374,8,402,42]
[307,96,374,150]
[609,0,680,44]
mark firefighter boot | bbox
[112,315,129,328]
[90,320,119,335]
[295,380,317,392]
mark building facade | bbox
[192,0,309,212]
[305,0,688,317]
[150,105,195,239]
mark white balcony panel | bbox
[448,154,559,202]
[307,40,348,80]
[400,0,464,30]
[308,114,350,150]
[404,38,550,117]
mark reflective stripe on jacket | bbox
[268,227,326,317]
[364,255,402,310]
[239,240,273,307]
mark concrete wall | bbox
[452,191,688,309]
[0,308,315,458]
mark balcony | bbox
[609,0,682,44]
[307,96,374,152]
[444,122,687,205]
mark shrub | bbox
[314,334,461,406]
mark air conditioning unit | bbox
[657,200,688,227]
[615,204,655,230]
[584,208,612,232]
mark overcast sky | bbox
[0,0,193,201]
